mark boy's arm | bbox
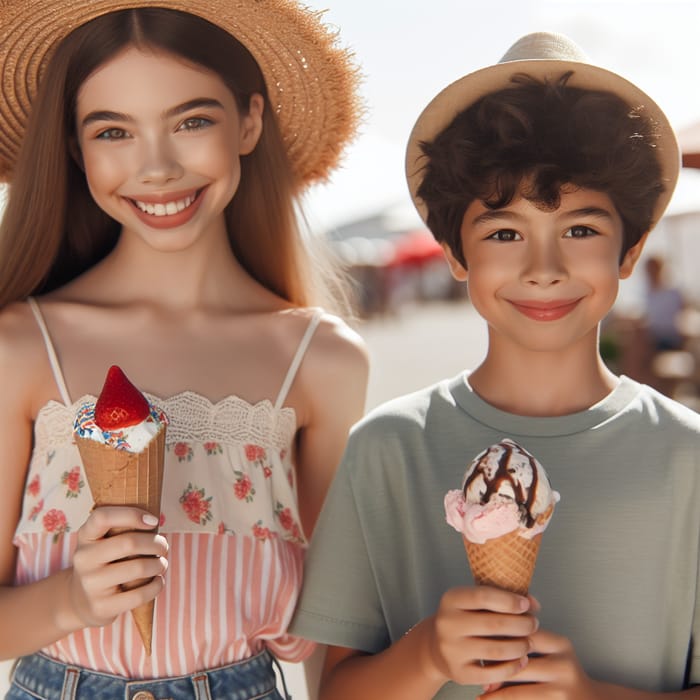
[482,629,700,699]
[317,587,537,700]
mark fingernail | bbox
[143,513,159,526]
[520,655,529,668]
[519,596,529,611]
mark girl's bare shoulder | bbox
[0,301,51,415]
[291,309,369,397]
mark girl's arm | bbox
[293,315,369,537]
[0,309,167,659]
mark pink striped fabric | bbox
[15,530,314,677]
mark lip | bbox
[123,187,206,230]
[509,298,583,321]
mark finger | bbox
[527,629,570,655]
[448,585,533,615]
[469,654,529,688]
[96,575,166,621]
[78,507,160,543]
[470,635,533,664]
[459,610,539,639]
[81,530,168,565]
[110,555,169,589]
[527,594,541,613]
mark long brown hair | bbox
[0,8,349,310]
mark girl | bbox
[0,1,368,698]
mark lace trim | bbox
[34,392,297,454]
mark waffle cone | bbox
[463,530,541,596]
[76,427,166,655]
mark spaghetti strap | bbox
[274,309,324,410]
[27,297,72,407]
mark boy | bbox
[291,32,700,700]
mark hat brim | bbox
[0,0,361,187]
[406,58,680,228]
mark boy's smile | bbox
[507,297,584,322]
[444,186,644,356]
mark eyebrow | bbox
[80,98,225,128]
[470,205,616,227]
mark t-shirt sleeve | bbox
[688,548,700,686]
[290,443,390,654]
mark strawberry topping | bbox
[94,365,150,430]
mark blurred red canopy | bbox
[678,121,700,169]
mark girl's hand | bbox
[66,506,168,629]
[421,585,538,688]
[481,629,602,699]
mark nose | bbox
[521,238,568,287]
[137,135,184,184]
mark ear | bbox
[441,242,468,282]
[619,232,649,279]
[238,93,264,155]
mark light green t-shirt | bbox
[292,374,700,699]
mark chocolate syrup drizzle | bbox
[462,441,539,528]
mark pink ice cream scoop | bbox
[444,439,559,594]
[444,438,560,544]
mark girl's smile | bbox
[125,187,206,230]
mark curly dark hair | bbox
[416,72,665,267]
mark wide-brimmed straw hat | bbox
[0,0,361,187]
[406,31,680,228]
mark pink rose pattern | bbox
[172,441,194,462]
[179,483,213,525]
[23,441,302,545]
[43,509,69,543]
[61,466,84,499]
[245,444,274,479]
[274,501,304,544]
[234,471,255,502]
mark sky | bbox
[299,0,700,233]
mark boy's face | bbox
[444,185,645,354]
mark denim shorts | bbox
[6,649,290,700]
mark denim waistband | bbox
[9,649,288,700]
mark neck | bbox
[76,223,262,311]
[468,328,618,417]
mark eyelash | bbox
[178,117,214,131]
[486,225,599,242]
[94,116,213,141]
[486,229,521,242]
[564,225,598,238]
[95,128,129,141]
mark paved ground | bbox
[0,300,485,697]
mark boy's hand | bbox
[481,629,602,699]
[422,585,538,688]
[65,506,168,630]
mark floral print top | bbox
[12,300,321,678]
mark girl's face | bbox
[75,46,263,252]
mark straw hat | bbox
[406,32,680,228]
[0,0,361,187]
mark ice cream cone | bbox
[76,426,165,654]
[463,530,541,596]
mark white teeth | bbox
[134,194,195,216]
